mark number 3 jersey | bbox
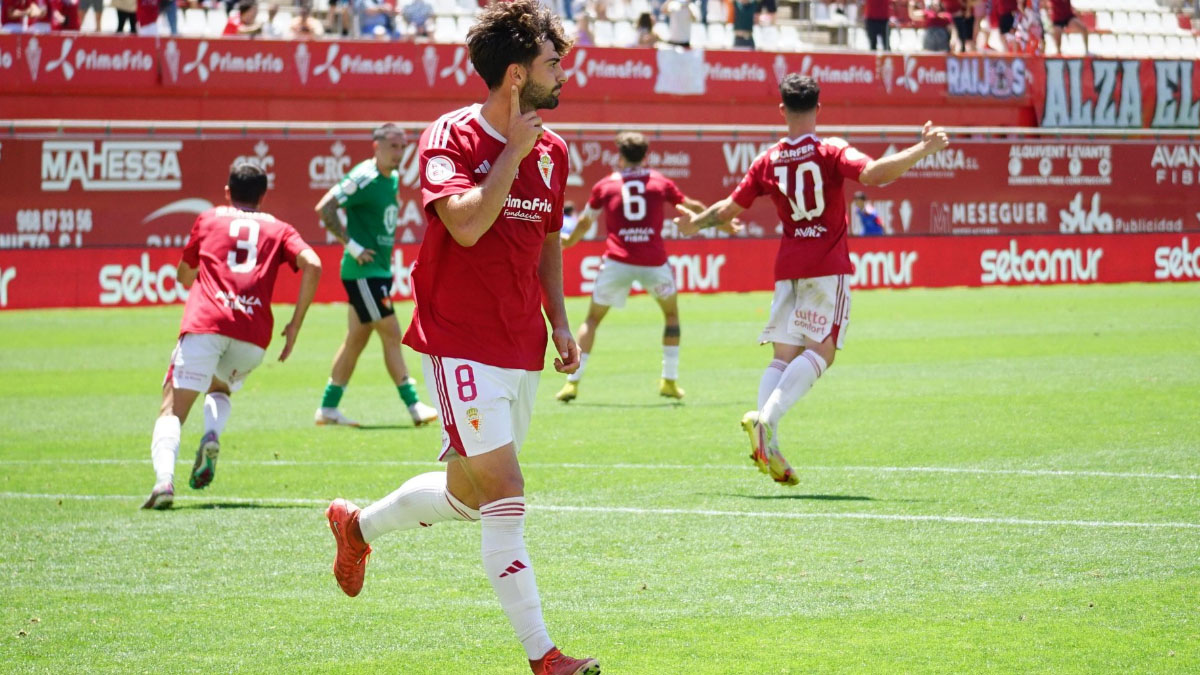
[730,134,873,281]
[587,168,685,267]
[178,206,311,349]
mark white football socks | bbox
[661,345,680,380]
[479,497,554,660]
[761,351,828,427]
[358,471,479,542]
[203,392,231,437]
[566,352,589,383]
[151,415,181,485]
[757,359,788,411]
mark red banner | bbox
[1,131,1196,253]
[1034,58,1200,129]
[1,234,1196,310]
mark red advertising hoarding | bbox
[1,131,1196,254]
[1,233,1196,311]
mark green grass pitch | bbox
[2,283,1198,673]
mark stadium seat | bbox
[779,24,804,51]
[100,6,117,31]
[690,22,706,47]
[1163,35,1182,57]
[896,27,919,52]
[455,15,474,38]
[1098,32,1117,57]
[706,22,729,49]
[755,24,779,51]
[1127,11,1146,34]
[1085,33,1102,56]
[1092,10,1111,32]
[1132,34,1150,56]
[181,8,207,36]
[205,10,226,35]
[433,15,458,42]
[1147,34,1166,57]
[1115,32,1135,57]
[613,19,635,47]
[848,26,868,50]
[592,19,614,46]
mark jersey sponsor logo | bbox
[1041,60,1142,128]
[234,140,276,188]
[1154,237,1200,280]
[947,56,1029,99]
[474,159,491,175]
[617,226,656,243]
[98,252,189,305]
[562,48,653,87]
[797,54,873,85]
[41,140,183,191]
[537,153,554,189]
[425,155,456,184]
[26,36,155,82]
[502,195,553,223]
[850,251,918,287]
[1007,144,1112,186]
[213,289,263,315]
[0,267,15,307]
[770,145,815,163]
[792,225,828,238]
[309,141,352,189]
[980,240,1103,284]
[1152,144,1200,186]
[176,40,283,84]
[792,308,828,336]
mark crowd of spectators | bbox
[859,0,1091,54]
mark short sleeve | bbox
[278,223,311,272]
[729,152,768,209]
[546,145,568,234]
[837,144,874,181]
[420,130,476,212]
[663,177,686,206]
[332,170,367,208]
[180,214,204,267]
[586,180,605,210]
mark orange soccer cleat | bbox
[529,647,600,675]
[326,498,371,597]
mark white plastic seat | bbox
[1132,33,1150,56]
[1115,32,1135,57]
[755,24,779,51]
[592,19,614,46]
[1062,32,1086,56]
[779,24,804,51]
[1092,10,1111,32]
[433,15,457,42]
[1097,32,1117,57]
[181,8,207,36]
[613,19,635,46]
[706,21,729,48]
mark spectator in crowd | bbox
[990,0,1017,51]
[353,0,399,39]
[663,0,694,46]
[158,0,178,34]
[972,0,989,49]
[78,0,100,31]
[2,0,45,32]
[289,0,325,36]
[912,0,952,51]
[112,0,137,32]
[573,10,595,45]
[732,0,761,48]
[1047,0,1087,55]
[401,0,431,37]
[943,0,975,52]
[48,0,81,29]
[1010,0,1042,53]
[136,0,159,34]
[260,2,285,36]
[861,0,891,50]
[851,192,890,236]
[224,0,264,34]
[634,10,656,45]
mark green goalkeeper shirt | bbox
[334,159,400,280]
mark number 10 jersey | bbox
[729,134,873,281]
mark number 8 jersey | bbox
[178,206,311,349]
[729,134,873,280]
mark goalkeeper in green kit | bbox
[314,123,439,428]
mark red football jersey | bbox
[403,104,568,371]
[587,167,685,267]
[729,134,872,280]
[1048,0,1074,23]
[2,0,34,23]
[178,206,310,350]
[863,0,890,19]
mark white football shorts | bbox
[166,333,265,392]
[759,275,851,349]
[421,354,540,460]
[592,259,676,309]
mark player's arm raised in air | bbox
[539,231,581,374]
[315,189,374,264]
[858,121,950,186]
[434,87,544,247]
[560,205,596,249]
[278,248,323,362]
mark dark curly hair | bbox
[467,0,573,90]
[780,74,820,113]
[616,131,649,165]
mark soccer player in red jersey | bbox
[141,163,322,509]
[676,74,948,486]
[556,131,713,403]
[324,2,598,673]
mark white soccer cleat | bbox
[408,401,439,427]
[141,482,174,510]
[315,407,360,427]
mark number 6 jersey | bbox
[729,134,873,280]
[178,206,311,349]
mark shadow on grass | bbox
[565,402,686,409]
[739,493,876,502]
[355,424,417,431]
[174,502,315,510]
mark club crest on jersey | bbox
[537,153,554,189]
[425,155,456,184]
[465,406,483,440]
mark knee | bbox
[479,473,524,502]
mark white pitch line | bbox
[1,491,1197,530]
[0,458,1196,481]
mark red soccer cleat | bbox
[529,647,601,675]
[326,498,371,597]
